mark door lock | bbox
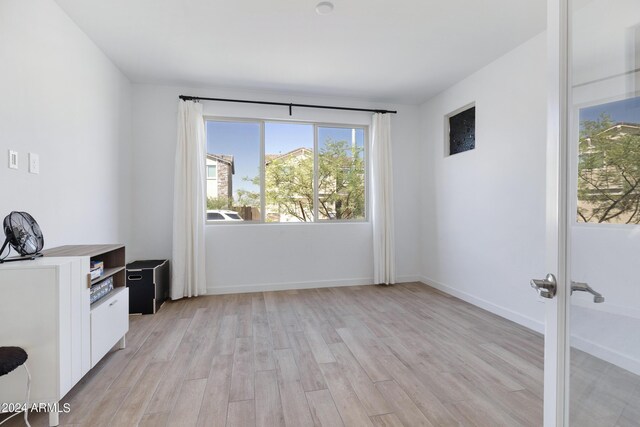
[530,273,557,299]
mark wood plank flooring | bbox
[1,283,638,426]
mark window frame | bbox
[204,116,369,225]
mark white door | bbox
[541,0,640,425]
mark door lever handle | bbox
[530,273,557,299]
[571,281,604,303]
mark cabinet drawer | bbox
[90,287,129,366]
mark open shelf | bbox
[91,266,126,286]
[43,245,126,289]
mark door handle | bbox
[530,273,557,299]
[571,281,604,303]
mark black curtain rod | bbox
[178,95,397,116]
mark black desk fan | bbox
[0,211,44,263]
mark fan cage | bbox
[2,211,44,258]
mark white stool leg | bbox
[23,364,31,427]
[48,409,59,427]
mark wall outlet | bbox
[8,150,18,169]
[29,153,40,174]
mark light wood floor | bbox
[1,283,638,426]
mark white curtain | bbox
[371,113,396,285]
[171,100,207,299]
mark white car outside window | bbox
[206,210,244,222]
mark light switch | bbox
[28,153,39,174]
[8,150,18,169]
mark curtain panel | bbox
[371,113,396,285]
[171,100,207,299]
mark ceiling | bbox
[55,0,546,104]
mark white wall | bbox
[0,0,132,250]
[419,33,548,332]
[130,84,421,293]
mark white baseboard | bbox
[206,274,422,295]
[396,274,422,283]
[419,276,545,334]
[206,277,374,295]
[420,276,640,376]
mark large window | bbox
[205,119,368,223]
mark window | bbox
[206,164,217,179]
[205,121,261,221]
[265,122,315,222]
[576,96,640,224]
[205,119,368,223]
[318,127,365,220]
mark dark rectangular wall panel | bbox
[449,106,476,155]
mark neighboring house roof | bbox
[207,153,235,174]
[582,122,640,148]
[598,122,640,137]
[265,147,312,165]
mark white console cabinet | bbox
[0,245,128,426]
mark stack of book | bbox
[90,276,113,304]
[90,260,104,280]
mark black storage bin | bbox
[126,259,170,314]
